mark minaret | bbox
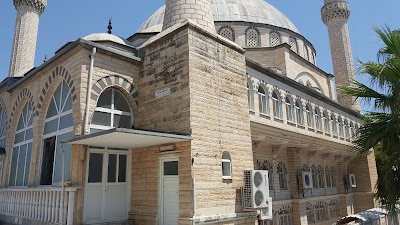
[9,0,47,77]
[162,0,215,33]
[321,0,361,112]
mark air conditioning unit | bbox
[299,171,313,189]
[243,170,270,209]
[259,197,273,220]
[348,174,357,188]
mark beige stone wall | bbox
[187,26,254,218]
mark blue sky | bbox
[0,0,399,110]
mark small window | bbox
[277,162,288,190]
[258,86,267,114]
[331,114,338,136]
[270,31,281,47]
[295,100,303,125]
[317,165,325,188]
[311,165,318,188]
[325,165,332,187]
[306,105,313,128]
[289,37,297,53]
[222,152,232,178]
[331,166,336,187]
[246,27,260,47]
[323,112,330,134]
[272,91,282,118]
[315,109,321,131]
[164,161,179,176]
[286,97,294,122]
[315,203,328,222]
[218,26,235,41]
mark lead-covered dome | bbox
[138,0,299,34]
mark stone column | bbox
[321,0,360,112]
[162,0,215,33]
[9,0,47,77]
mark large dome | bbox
[138,0,299,34]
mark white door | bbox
[160,159,179,225]
[84,149,130,224]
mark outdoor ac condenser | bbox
[243,170,270,209]
[299,171,313,189]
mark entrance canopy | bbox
[65,128,191,149]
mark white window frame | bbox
[295,101,303,125]
[258,86,268,114]
[272,91,282,119]
[91,88,133,131]
[10,103,34,187]
[285,97,294,122]
[306,105,313,128]
[222,152,232,179]
[315,109,321,131]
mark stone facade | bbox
[0,0,378,225]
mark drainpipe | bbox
[83,47,96,134]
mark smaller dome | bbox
[83,33,134,47]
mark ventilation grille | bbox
[243,170,253,208]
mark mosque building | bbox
[0,0,378,225]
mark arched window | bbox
[10,102,33,186]
[325,165,332,187]
[295,100,303,125]
[246,27,260,47]
[272,91,282,118]
[277,162,288,190]
[312,52,316,65]
[317,165,325,188]
[218,26,235,41]
[257,160,273,190]
[306,204,315,224]
[303,44,310,61]
[270,31,281,47]
[350,122,355,137]
[331,166,337,187]
[344,120,350,139]
[311,165,318,188]
[285,96,294,122]
[331,114,338,136]
[323,111,330,134]
[289,37,298,53]
[222,152,232,178]
[338,117,344,137]
[329,200,340,218]
[315,109,321,131]
[40,81,73,185]
[277,208,292,225]
[315,203,328,222]
[247,83,252,110]
[258,86,268,114]
[91,88,133,133]
[306,105,313,128]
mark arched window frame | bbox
[311,165,318,189]
[277,162,288,190]
[0,105,7,184]
[329,200,340,218]
[331,166,337,187]
[218,26,235,42]
[270,30,281,47]
[317,165,325,188]
[288,37,298,53]
[247,82,253,110]
[257,159,273,190]
[338,117,344,137]
[325,165,332,187]
[315,203,328,222]
[40,81,73,186]
[306,104,313,128]
[315,108,321,131]
[304,44,310,61]
[245,27,260,47]
[90,88,133,133]
[344,120,350,139]
[306,204,315,224]
[331,114,338,136]
[272,91,282,119]
[323,111,330,134]
[10,102,34,187]
[222,151,232,179]
[285,96,294,122]
[295,100,303,125]
[258,86,268,114]
[277,208,292,225]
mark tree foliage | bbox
[340,26,400,213]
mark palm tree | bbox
[340,26,400,213]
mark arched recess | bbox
[0,97,8,147]
[294,72,324,95]
[10,88,35,127]
[36,66,77,116]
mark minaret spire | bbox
[321,0,360,112]
[162,0,215,33]
[9,0,47,77]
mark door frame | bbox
[83,147,132,224]
[158,155,179,225]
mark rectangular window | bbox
[40,137,56,185]
[222,159,232,177]
[88,153,103,183]
[9,144,32,187]
[164,161,178,176]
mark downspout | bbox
[83,47,96,134]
